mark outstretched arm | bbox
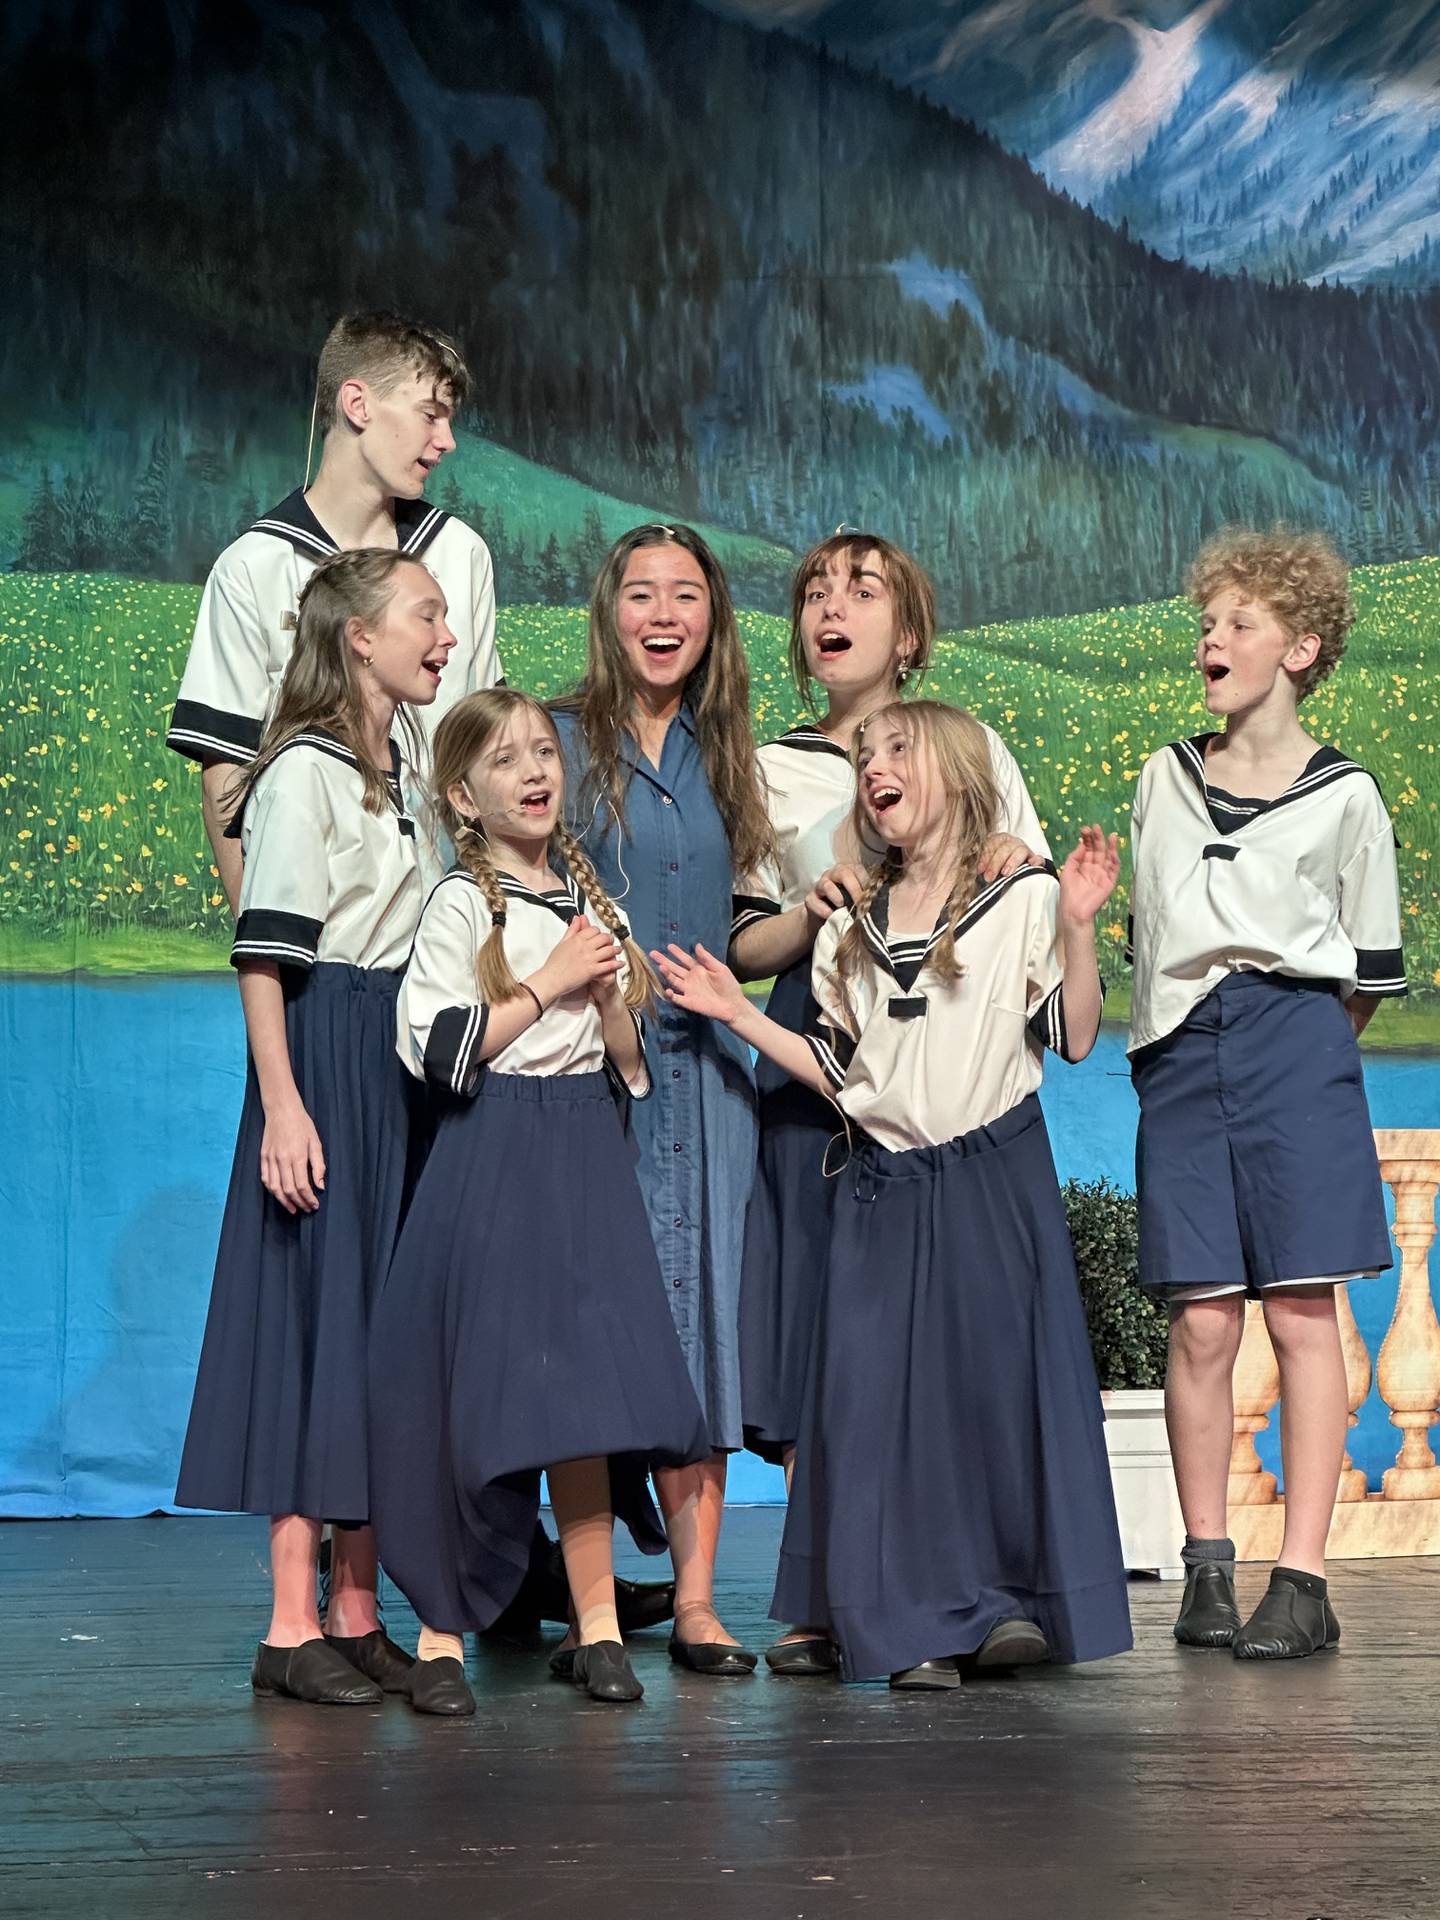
[651,943,832,1098]
[1055,826,1120,1062]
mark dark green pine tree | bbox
[538,530,569,604]
[130,430,174,575]
[15,469,67,570]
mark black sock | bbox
[1273,1565,1327,1598]
[1181,1535,1236,1578]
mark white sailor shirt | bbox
[398,867,650,1098]
[803,864,1081,1153]
[1127,735,1407,1053]
[229,734,422,972]
[166,488,500,768]
[732,721,1050,942]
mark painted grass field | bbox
[3,565,1437,1034]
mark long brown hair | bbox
[430,688,659,1013]
[555,524,775,878]
[832,700,1000,1030]
[789,533,938,709]
[232,548,425,816]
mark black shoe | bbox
[764,1635,839,1676]
[548,1644,577,1681]
[573,1641,644,1703]
[668,1634,758,1676]
[616,1575,677,1634]
[966,1618,1049,1672]
[890,1657,962,1691]
[487,1544,675,1634]
[324,1628,415,1693]
[251,1638,382,1705]
[1173,1563,1242,1649]
[1232,1570,1340,1661]
[405,1655,477,1715]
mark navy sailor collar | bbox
[860,862,1055,989]
[252,488,450,562]
[223,729,409,837]
[770,724,850,761]
[1170,734,1371,836]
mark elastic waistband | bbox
[850,1093,1045,1197]
[475,1068,613,1107]
[289,962,403,997]
[1211,970,1340,999]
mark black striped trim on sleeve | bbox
[423,1004,490,1095]
[231,909,323,969]
[1026,978,1101,1061]
[166,699,264,766]
[803,1019,856,1092]
[731,893,783,941]
[1354,948,1408,998]
[1124,913,1135,966]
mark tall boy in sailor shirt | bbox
[1128,528,1405,1662]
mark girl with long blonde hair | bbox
[655,699,1133,1689]
[176,549,457,1707]
[368,690,709,1711]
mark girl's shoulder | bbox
[419,865,494,933]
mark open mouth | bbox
[421,655,446,683]
[642,636,684,655]
[817,631,851,659]
[1204,664,1230,684]
[868,784,903,815]
[518,790,553,815]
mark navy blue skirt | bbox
[368,1070,711,1635]
[739,961,842,1464]
[773,1095,1132,1682]
[176,964,414,1524]
[1132,972,1392,1296]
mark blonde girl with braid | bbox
[368,689,709,1712]
[655,699,1133,1690]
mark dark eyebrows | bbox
[622,573,707,591]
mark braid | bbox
[832,852,901,1034]
[454,823,522,1003]
[928,868,978,988]
[556,827,659,1014]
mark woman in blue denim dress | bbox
[551,524,775,1672]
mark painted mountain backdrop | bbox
[6,0,1440,622]
[719,0,1440,285]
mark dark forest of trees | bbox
[5,0,1440,619]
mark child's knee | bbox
[1168,1296,1245,1369]
[1261,1285,1341,1352]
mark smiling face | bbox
[799,548,913,700]
[354,560,456,707]
[855,715,949,852]
[347,368,458,499]
[614,542,713,700]
[1197,586,1320,719]
[449,706,564,849]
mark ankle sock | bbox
[1273,1565,1327,1598]
[416,1625,465,1663]
[1181,1535,1236,1578]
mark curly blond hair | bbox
[1186,526,1354,699]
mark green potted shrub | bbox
[1063,1179,1183,1578]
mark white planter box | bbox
[1102,1388,1184,1581]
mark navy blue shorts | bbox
[1132,972,1392,1299]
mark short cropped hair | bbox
[1186,526,1354,698]
[789,533,937,703]
[315,312,472,432]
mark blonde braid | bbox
[556,827,660,1015]
[453,823,523,1003]
[832,851,901,1035]
[927,865,978,988]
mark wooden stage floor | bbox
[4,1511,1439,1920]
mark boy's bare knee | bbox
[1168,1296,1245,1369]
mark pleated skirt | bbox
[738,961,843,1464]
[368,1070,711,1635]
[772,1094,1133,1682]
[176,963,413,1524]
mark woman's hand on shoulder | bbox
[803,862,868,929]
[259,1095,326,1215]
[1058,826,1121,924]
[980,832,1045,881]
[534,914,623,1004]
[650,942,749,1026]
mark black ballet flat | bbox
[764,1635,840,1676]
[668,1634,758,1676]
[488,1554,674,1636]
[251,1638,382,1705]
[573,1641,644,1703]
[966,1618,1049,1672]
[1173,1563,1242,1649]
[324,1628,415,1693]
[616,1575,677,1634]
[1232,1570,1340,1661]
[405,1655,477,1715]
[548,1645,577,1681]
[889,1657,962,1692]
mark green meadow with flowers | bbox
[3,566,1436,1038]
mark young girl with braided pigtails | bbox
[368,689,709,1713]
[655,699,1132,1690]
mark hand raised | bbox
[1058,826,1121,923]
[649,942,749,1026]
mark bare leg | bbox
[1263,1287,1347,1577]
[265,1513,324,1646]
[772,1443,828,1645]
[656,1452,737,1647]
[1164,1298,1247,1537]
[325,1525,382,1638]
[549,1456,621,1646]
